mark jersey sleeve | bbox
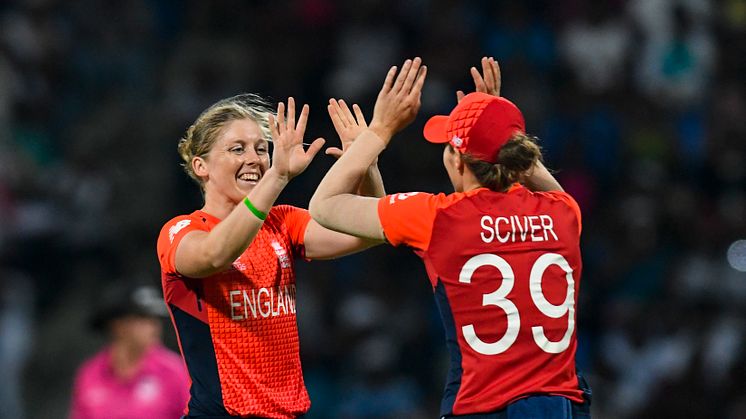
[157,215,208,275]
[271,205,312,258]
[544,190,582,236]
[377,192,441,250]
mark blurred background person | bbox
[68,284,189,419]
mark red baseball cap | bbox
[423,92,525,163]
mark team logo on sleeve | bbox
[271,241,291,268]
[388,192,420,204]
[168,220,191,242]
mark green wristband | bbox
[243,197,267,221]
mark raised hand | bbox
[326,99,367,159]
[268,97,325,180]
[456,56,501,102]
[369,57,427,143]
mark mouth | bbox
[237,171,261,186]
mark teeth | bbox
[239,173,260,181]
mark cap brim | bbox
[423,115,450,143]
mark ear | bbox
[192,156,208,178]
[455,151,465,175]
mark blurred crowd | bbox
[0,0,744,418]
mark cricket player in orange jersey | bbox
[310,57,591,418]
[157,94,384,419]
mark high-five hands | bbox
[326,99,367,159]
[457,56,501,102]
[268,97,325,180]
[368,57,427,143]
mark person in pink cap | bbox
[310,57,591,418]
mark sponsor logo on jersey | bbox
[271,240,291,268]
[168,220,191,242]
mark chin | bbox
[236,183,256,196]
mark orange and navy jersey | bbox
[378,185,584,416]
[156,205,311,419]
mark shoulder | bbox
[266,204,310,230]
[267,204,308,220]
[157,212,211,246]
[158,212,206,239]
[380,191,449,209]
[75,348,109,380]
[533,189,581,214]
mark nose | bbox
[241,147,261,165]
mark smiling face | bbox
[193,118,270,205]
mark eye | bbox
[256,143,268,155]
[229,145,245,154]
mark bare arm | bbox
[175,98,325,278]
[310,130,389,240]
[525,160,564,192]
[310,57,427,240]
[175,169,289,278]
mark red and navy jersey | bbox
[378,185,584,416]
[156,205,312,419]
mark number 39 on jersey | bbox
[458,252,576,356]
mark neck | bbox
[110,339,151,379]
[201,190,238,220]
[460,169,483,192]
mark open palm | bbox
[326,99,367,159]
[269,97,325,180]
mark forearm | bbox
[523,160,563,192]
[194,169,288,274]
[310,130,387,225]
[357,163,385,197]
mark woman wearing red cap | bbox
[310,57,591,418]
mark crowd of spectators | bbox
[0,0,744,418]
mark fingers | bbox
[327,100,345,134]
[276,102,286,133]
[268,114,280,141]
[492,58,502,96]
[287,97,296,130]
[482,57,500,95]
[352,104,367,126]
[338,100,356,126]
[381,65,397,94]
[481,57,492,88]
[400,57,422,95]
[471,66,487,93]
[325,147,343,159]
[305,138,326,161]
[409,65,427,99]
[391,59,413,94]
[295,103,309,138]
[456,90,465,103]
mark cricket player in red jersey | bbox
[157,94,384,418]
[310,57,592,418]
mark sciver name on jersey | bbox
[378,185,584,417]
[480,214,559,243]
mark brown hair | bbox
[460,133,543,191]
[177,93,273,187]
